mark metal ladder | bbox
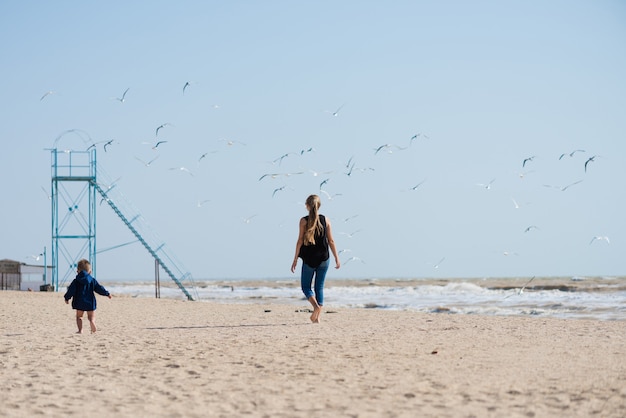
[94,166,198,301]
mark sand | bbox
[1,291,624,417]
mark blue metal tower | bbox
[50,148,97,291]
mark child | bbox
[64,259,112,334]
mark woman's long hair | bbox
[304,195,323,245]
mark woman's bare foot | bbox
[310,308,321,323]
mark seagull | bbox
[338,249,352,254]
[476,179,496,190]
[258,172,303,181]
[433,257,445,269]
[589,236,610,245]
[558,149,585,160]
[135,155,159,166]
[584,156,597,172]
[517,170,535,179]
[273,152,296,166]
[155,123,172,137]
[504,276,536,299]
[343,215,359,223]
[169,166,194,176]
[340,229,361,238]
[543,180,582,191]
[524,225,539,233]
[344,256,365,265]
[345,156,355,169]
[219,138,246,146]
[152,141,167,150]
[319,178,330,190]
[511,198,520,209]
[346,163,375,176]
[272,185,286,198]
[197,199,211,207]
[182,81,196,95]
[522,156,536,168]
[242,214,258,224]
[409,179,427,191]
[321,190,342,200]
[198,151,218,163]
[327,103,345,117]
[374,143,406,155]
[103,139,115,152]
[300,147,315,155]
[40,91,56,101]
[115,87,130,103]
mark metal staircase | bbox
[94,166,199,301]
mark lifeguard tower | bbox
[50,137,197,300]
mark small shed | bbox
[0,259,53,291]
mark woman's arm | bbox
[326,218,341,269]
[291,218,307,273]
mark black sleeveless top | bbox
[298,215,330,267]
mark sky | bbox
[1,1,625,285]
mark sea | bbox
[106,276,626,321]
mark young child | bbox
[64,259,112,334]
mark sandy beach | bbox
[1,291,624,417]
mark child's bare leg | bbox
[87,311,97,333]
[75,310,84,333]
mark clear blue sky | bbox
[1,1,625,282]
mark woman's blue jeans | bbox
[300,259,329,306]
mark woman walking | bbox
[291,194,341,323]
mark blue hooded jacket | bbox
[64,270,110,311]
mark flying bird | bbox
[584,156,597,172]
[340,229,361,238]
[344,256,365,265]
[242,214,258,224]
[40,91,56,101]
[409,179,427,191]
[155,123,172,137]
[543,180,582,191]
[559,149,585,160]
[169,166,193,176]
[504,276,536,299]
[524,225,539,233]
[433,257,446,269]
[476,179,496,190]
[522,156,536,168]
[197,199,211,207]
[327,103,345,117]
[272,186,286,198]
[152,141,167,150]
[115,88,130,103]
[589,236,610,245]
[182,81,194,95]
[219,138,246,146]
[135,155,159,166]
[103,139,115,152]
[321,190,342,200]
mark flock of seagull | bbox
[42,84,611,273]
